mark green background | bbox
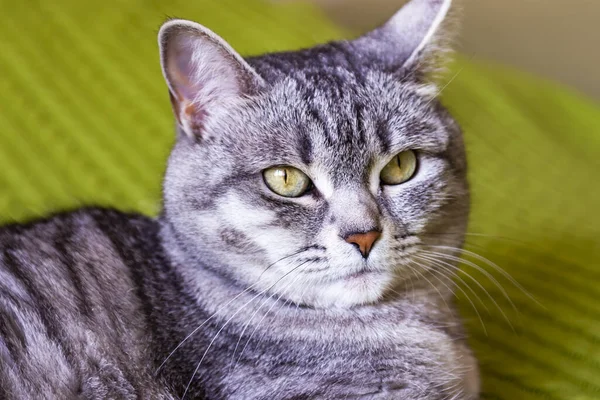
[1,0,599,398]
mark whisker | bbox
[406,265,417,304]
[424,65,466,108]
[421,232,536,255]
[156,247,309,374]
[232,272,307,374]
[424,231,528,243]
[409,259,455,299]
[404,260,452,312]
[257,246,318,281]
[155,281,260,375]
[414,253,489,312]
[419,250,516,332]
[421,249,517,310]
[429,245,539,305]
[182,260,311,399]
[228,262,308,373]
[413,255,488,334]
[411,257,488,335]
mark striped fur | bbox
[0,209,174,399]
[1,0,479,398]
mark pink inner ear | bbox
[167,44,199,103]
[161,24,264,137]
[166,39,210,133]
[169,91,209,135]
[183,102,208,133]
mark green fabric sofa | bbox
[1,0,599,398]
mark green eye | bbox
[380,150,418,185]
[263,166,311,198]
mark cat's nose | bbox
[344,230,381,258]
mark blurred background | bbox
[294,0,600,100]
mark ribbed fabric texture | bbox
[1,1,599,399]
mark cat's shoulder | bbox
[0,207,158,245]
[0,208,174,399]
[0,207,163,288]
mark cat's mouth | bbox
[348,269,370,279]
[346,268,385,281]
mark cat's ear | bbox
[158,19,265,139]
[352,0,456,77]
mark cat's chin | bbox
[297,271,394,309]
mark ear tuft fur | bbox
[351,0,460,86]
[158,19,265,138]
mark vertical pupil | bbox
[396,155,402,169]
[283,169,288,184]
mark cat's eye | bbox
[263,166,312,198]
[380,150,418,185]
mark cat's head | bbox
[159,0,469,308]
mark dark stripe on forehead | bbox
[354,102,368,144]
[303,92,335,146]
[375,119,392,153]
[328,42,367,84]
[296,126,313,165]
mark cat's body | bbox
[0,208,476,399]
[0,0,480,398]
[0,209,173,399]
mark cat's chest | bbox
[163,300,471,399]
[222,339,412,400]
[202,318,467,400]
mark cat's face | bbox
[160,0,468,308]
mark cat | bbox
[0,0,480,398]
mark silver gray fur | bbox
[0,0,480,398]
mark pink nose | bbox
[344,231,381,258]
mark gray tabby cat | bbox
[0,0,480,398]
